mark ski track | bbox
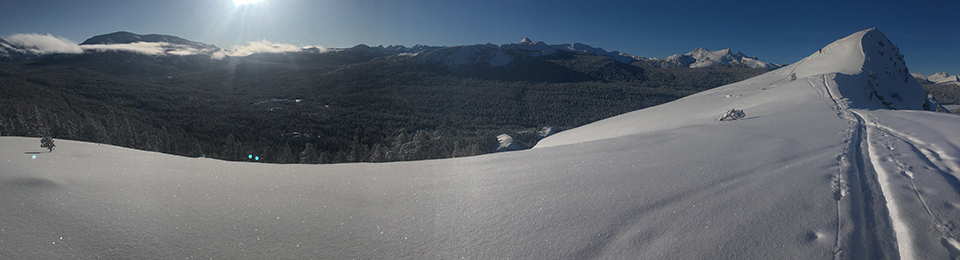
[812,74,900,259]
[813,74,852,260]
[809,67,960,259]
[861,113,960,258]
[852,110,909,260]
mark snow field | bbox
[3,28,960,259]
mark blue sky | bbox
[1,0,957,75]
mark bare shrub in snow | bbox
[718,109,746,121]
[40,136,55,152]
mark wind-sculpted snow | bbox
[3,28,960,259]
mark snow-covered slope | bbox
[3,28,960,259]
[648,47,783,69]
[537,28,960,259]
[538,28,925,148]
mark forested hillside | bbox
[921,82,960,113]
[0,48,767,163]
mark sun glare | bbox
[232,0,264,6]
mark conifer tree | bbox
[188,139,205,157]
[28,105,48,137]
[280,143,296,163]
[300,143,319,164]
[82,117,109,143]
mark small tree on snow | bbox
[40,136,55,152]
[718,109,746,121]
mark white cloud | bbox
[302,45,327,52]
[211,40,309,59]
[2,33,83,54]
[3,33,322,59]
[80,42,167,56]
[79,42,217,56]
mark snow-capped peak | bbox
[917,72,960,85]
[787,28,925,109]
[924,72,960,85]
[518,37,534,44]
[650,47,781,69]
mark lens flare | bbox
[232,0,264,6]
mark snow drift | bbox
[3,28,960,259]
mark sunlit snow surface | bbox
[3,29,960,259]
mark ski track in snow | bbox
[811,73,899,259]
[849,111,902,260]
[857,112,960,259]
[805,54,960,259]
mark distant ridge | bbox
[4,30,784,70]
[80,31,219,50]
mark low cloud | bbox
[78,42,212,56]
[3,33,83,54]
[211,40,310,59]
[302,45,327,52]
[80,42,168,56]
[4,33,323,59]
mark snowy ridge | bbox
[648,47,783,69]
[4,29,960,259]
[537,28,925,148]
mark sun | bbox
[232,0,264,6]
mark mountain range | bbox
[0,31,775,164]
[1,31,781,69]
